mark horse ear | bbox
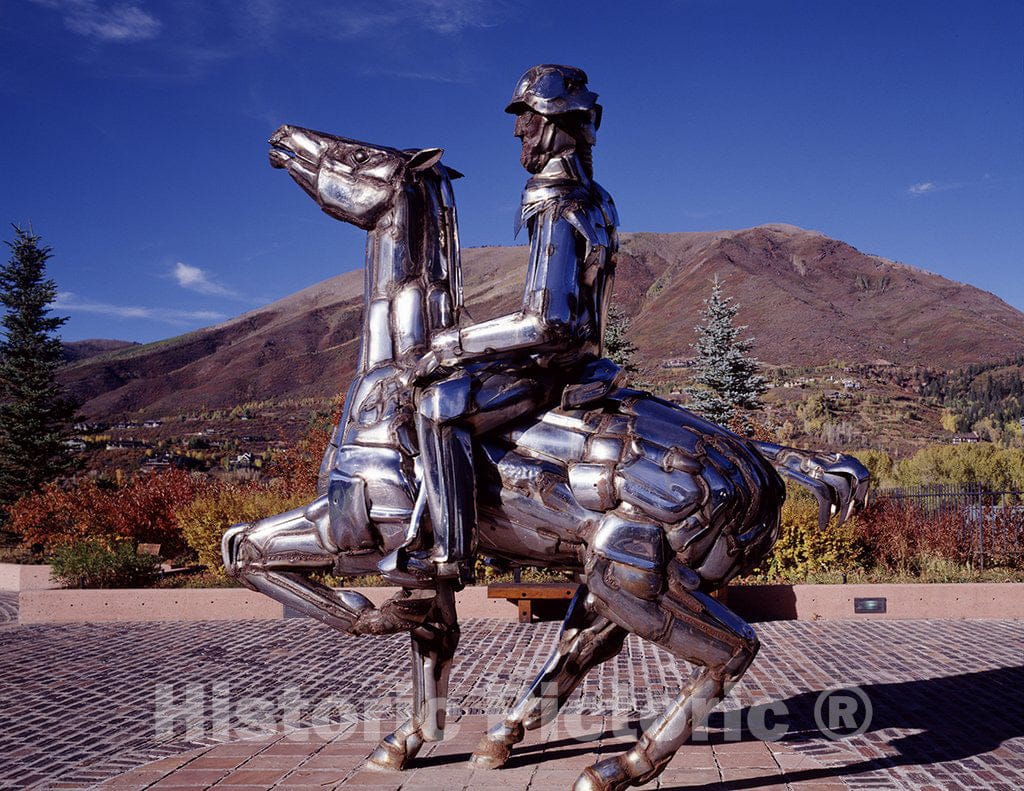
[407,147,444,172]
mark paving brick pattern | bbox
[94,714,848,791]
[0,617,1021,790]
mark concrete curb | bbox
[17,582,1024,625]
[727,582,1024,621]
[0,563,57,592]
[18,585,507,624]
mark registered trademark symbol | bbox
[813,686,873,740]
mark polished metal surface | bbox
[222,66,871,791]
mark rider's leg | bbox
[415,375,477,581]
[389,365,556,584]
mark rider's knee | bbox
[418,373,472,424]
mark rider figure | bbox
[382,64,619,586]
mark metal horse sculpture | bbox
[223,125,870,791]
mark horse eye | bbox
[352,149,369,164]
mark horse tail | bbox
[752,441,871,529]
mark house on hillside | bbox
[230,450,260,469]
[142,452,203,471]
[105,438,148,450]
[951,433,981,445]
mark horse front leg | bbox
[471,585,628,769]
[223,497,438,636]
[367,583,461,770]
[222,497,377,632]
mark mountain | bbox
[59,225,1024,419]
[62,339,139,365]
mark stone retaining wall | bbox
[0,563,57,592]
[17,585,507,624]
[17,582,1024,625]
[727,582,1024,621]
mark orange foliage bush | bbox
[855,499,973,572]
[268,398,343,498]
[9,469,209,556]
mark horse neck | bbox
[355,174,460,376]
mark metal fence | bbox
[877,484,1024,568]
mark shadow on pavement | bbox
[672,664,1024,789]
[421,665,1024,787]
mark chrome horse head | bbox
[269,125,445,230]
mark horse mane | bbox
[409,164,463,323]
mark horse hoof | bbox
[573,758,631,791]
[469,735,511,769]
[365,739,407,771]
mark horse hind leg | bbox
[470,585,628,769]
[576,557,759,791]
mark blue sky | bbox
[1,0,1021,343]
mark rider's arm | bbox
[431,208,585,365]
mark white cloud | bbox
[54,292,225,325]
[33,1,161,43]
[330,0,503,38]
[908,182,938,197]
[172,262,238,298]
[364,66,474,84]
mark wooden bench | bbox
[487,582,578,623]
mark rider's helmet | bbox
[505,64,602,142]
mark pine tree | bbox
[603,305,640,377]
[0,227,77,522]
[685,276,767,425]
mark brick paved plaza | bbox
[0,596,1022,790]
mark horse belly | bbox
[478,392,786,585]
[476,445,591,568]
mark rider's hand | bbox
[431,327,462,366]
[399,350,442,389]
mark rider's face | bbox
[514,110,552,174]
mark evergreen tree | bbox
[0,227,77,522]
[685,276,767,424]
[603,305,640,377]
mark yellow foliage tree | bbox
[177,484,307,573]
[754,493,865,582]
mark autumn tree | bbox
[0,227,77,524]
[685,276,767,425]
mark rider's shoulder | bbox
[591,181,618,227]
[554,185,617,249]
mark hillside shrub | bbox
[49,539,160,588]
[267,398,343,498]
[852,449,895,488]
[890,444,1024,491]
[177,483,308,572]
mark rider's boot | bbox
[378,547,439,589]
[379,377,477,588]
[417,414,477,586]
